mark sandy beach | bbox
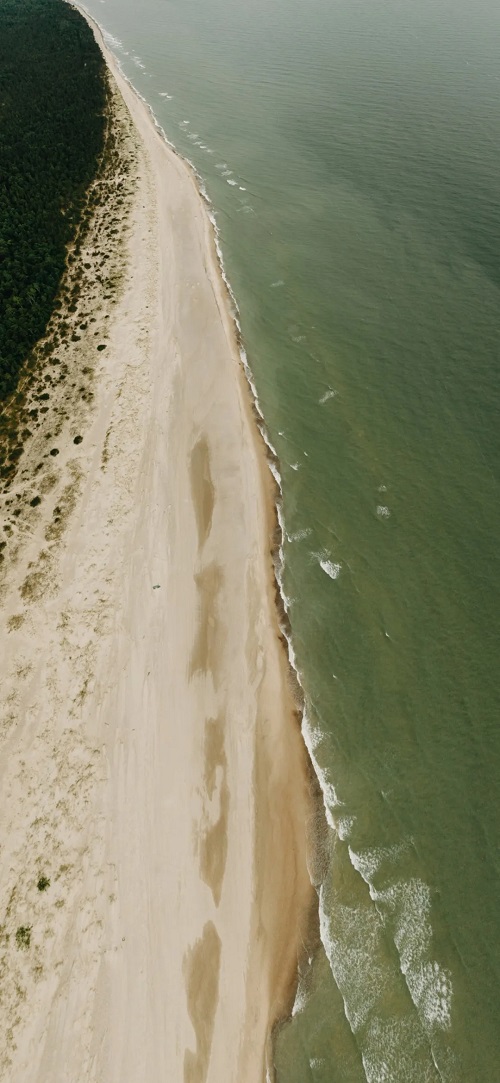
[0,15,313,1083]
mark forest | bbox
[0,0,107,401]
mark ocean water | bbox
[80,1,500,1078]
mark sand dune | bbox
[0,21,313,1083]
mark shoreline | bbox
[0,6,315,1081]
[94,22,317,1055]
[86,0,318,1016]
[89,26,318,1073]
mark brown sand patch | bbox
[199,716,229,906]
[183,921,222,1083]
[189,437,215,549]
[203,714,225,800]
[188,563,223,679]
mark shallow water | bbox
[83,0,500,1077]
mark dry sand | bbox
[0,21,313,1083]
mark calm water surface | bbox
[82,1,500,1078]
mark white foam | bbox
[319,387,337,404]
[268,461,281,487]
[361,1014,437,1083]
[348,840,412,886]
[271,279,285,288]
[289,462,300,471]
[312,828,455,1054]
[227,179,237,186]
[158,92,173,99]
[371,878,453,1031]
[376,505,391,518]
[412,960,452,1030]
[302,709,323,753]
[102,30,123,49]
[286,527,312,543]
[320,558,341,580]
[301,713,341,831]
[337,814,356,840]
[318,883,386,1033]
[291,982,308,1017]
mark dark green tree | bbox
[0,0,107,400]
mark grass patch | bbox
[15,925,32,950]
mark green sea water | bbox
[81,0,500,1077]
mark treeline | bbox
[0,0,107,400]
